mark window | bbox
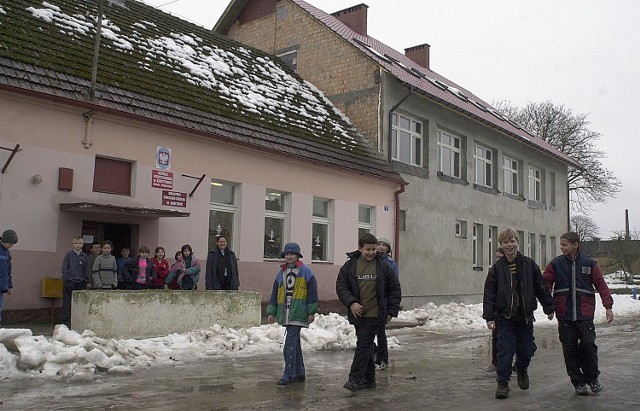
[391,113,423,166]
[455,220,467,239]
[209,180,238,251]
[488,225,498,263]
[438,130,461,178]
[312,198,331,262]
[358,205,374,239]
[528,167,542,201]
[528,233,536,261]
[503,156,519,195]
[93,156,132,195]
[400,209,407,232]
[549,172,556,206]
[264,190,288,259]
[518,230,525,250]
[540,235,547,266]
[474,144,493,187]
[473,223,483,268]
[551,236,557,256]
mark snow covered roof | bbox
[216,0,577,167]
[0,0,403,184]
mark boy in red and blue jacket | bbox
[544,232,614,396]
[267,242,318,386]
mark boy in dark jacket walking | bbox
[543,231,614,396]
[336,233,401,391]
[60,237,90,327]
[483,228,555,399]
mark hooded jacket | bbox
[336,250,402,324]
[483,252,555,323]
[543,251,613,321]
[0,243,12,293]
[267,260,318,326]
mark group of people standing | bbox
[483,229,614,399]
[59,234,241,327]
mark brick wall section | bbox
[228,0,381,147]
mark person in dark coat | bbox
[60,236,90,327]
[483,228,555,399]
[205,236,239,290]
[336,233,401,391]
[543,231,614,396]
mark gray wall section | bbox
[71,290,261,338]
[382,74,569,308]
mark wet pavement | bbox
[1,315,639,410]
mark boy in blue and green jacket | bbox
[267,242,318,386]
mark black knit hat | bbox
[1,229,18,244]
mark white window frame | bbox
[438,130,461,178]
[455,219,467,239]
[528,232,536,261]
[264,190,289,259]
[312,197,332,262]
[391,113,423,166]
[549,172,556,206]
[472,223,483,268]
[528,166,542,201]
[503,156,519,195]
[488,225,498,264]
[474,144,493,187]
[209,180,239,250]
[358,205,375,238]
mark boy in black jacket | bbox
[336,233,401,391]
[483,228,555,399]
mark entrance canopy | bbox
[60,202,190,218]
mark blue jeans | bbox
[495,316,537,381]
[282,325,305,379]
[0,292,3,325]
[349,317,379,385]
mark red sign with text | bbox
[152,170,173,189]
[162,191,187,208]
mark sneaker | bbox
[495,380,509,399]
[484,364,497,373]
[574,383,589,396]
[588,380,602,393]
[276,376,292,386]
[343,381,359,392]
[375,362,389,371]
[516,368,529,390]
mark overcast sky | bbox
[145,0,640,239]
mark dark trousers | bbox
[491,328,498,366]
[375,324,388,365]
[282,325,305,379]
[558,319,599,385]
[349,317,379,385]
[60,280,87,326]
[495,316,537,382]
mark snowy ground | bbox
[1,285,638,381]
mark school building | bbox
[0,0,404,320]
[216,0,579,307]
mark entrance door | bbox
[82,221,133,256]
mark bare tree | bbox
[494,101,621,213]
[602,230,640,283]
[570,214,599,241]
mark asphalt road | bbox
[1,315,639,410]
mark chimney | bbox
[331,4,368,36]
[405,43,431,70]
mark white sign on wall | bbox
[156,146,172,170]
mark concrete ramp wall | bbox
[71,290,261,339]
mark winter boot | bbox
[516,368,529,390]
[495,380,509,399]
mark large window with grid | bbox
[474,144,493,187]
[209,180,238,251]
[391,113,423,166]
[312,198,332,262]
[264,190,288,259]
[438,130,461,178]
[503,156,519,195]
[528,167,542,201]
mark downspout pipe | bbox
[388,85,414,264]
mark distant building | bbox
[216,0,578,306]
